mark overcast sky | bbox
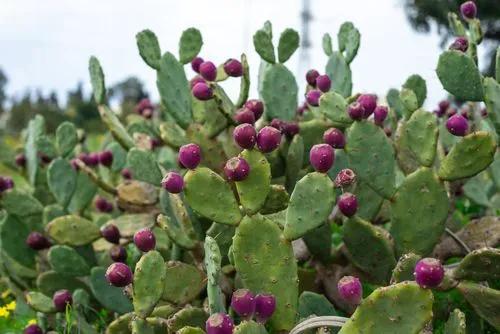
[0,0,487,109]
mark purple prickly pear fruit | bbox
[233,124,257,149]
[231,289,256,319]
[384,127,392,137]
[414,258,444,288]
[374,106,389,126]
[199,61,217,81]
[190,75,206,89]
[98,150,113,167]
[244,99,264,120]
[15,153,26,168]
[449,37,469,52]
[481,108,488,117]
[161,171,184,193]
[0,177,7,192]
[338,192,358,217]
[39,153,52,164]
[87,153,99,167]
[70,159,80,171]
[23,324,43,334]
[95,197,113,213]
[100,224,121,244]
[316,74,331,93]
[323,128,345,149]
[53,289,72,312]
[121,168,132,180]
[305,90,321,107]
[106,262,133,287]
[297,103,307,116]
[26,232,51,250]
[192,82,214,101]
[306,69,320,86]
[447,108,457,117]
[446,114,468,136]
[309,144,334,173]
[3,177,14,190]
[337,276,362,305]
[110,245,128,263]
[234,108,256,125]
[223,58,243,77]
[460,1,477,19]
[357,94,377,118]
[256,126,282,153]
[224,157,250,182]
[282,122,300,138]
[254,293,276,324]
[347,102,365,120]
[135,98,154,117]
[460,109,469,119]
[150,137,162,149]
[205,313,234,334]
[269,118,285,132]
[134,228,156,252]
[191,56,204,73]
[178,143,202,169]
[438,100,450,113]
[334,169,356,188]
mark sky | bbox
[0,0,487,109]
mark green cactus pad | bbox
[338,282,433,334]
[390,168,448,256]
[204,236,226,314]
[236,54,251,108]
[394,122,420,174]
[157,214,197,250]
[136,29,161,70]
[444,309,466,334]
[160,194,197,243]
[48,245,90,277]
[157,52,192,129]
[90,267,133,314]
[178,327,206,334]
[345,121,396,199]
[131,319,155,334]
[483,77,500,138]
[285,135,304,192]
[402,74,427,108]
[326,52,352,97]
[233,215,298,331]
[67,173,98,213]
[133,250,167,317]
[235,149,271,214]
[1,190,43,218]
[302,223,332,264]
[46,215,100,246]
[436,50,484,101]
[438,131,496,181]
[43,204,65,226]
[36,270,89,296]
[127,148,162,186]
[343,216,396,283]
[106,313,133,334]
[183,167,242,225]
[89,56,106,104]
[261,64,298,121]
[387,88,407,120]
[278,28,299,63]
[55,122,78,157]
[179,28,203,64]
[390,253,420,284]
[318,91,353,126]
[453,247,500,281]
[253,29,275,64]
[26,291,56,313]
[233,321,268,334]
[400,88,419,114]
[98,105,135,150]
[322,33,333,56]
[105,214,155,239]
[186,124,227,172]
[448,13,466,36]
[0,215,36,269]
[284,172,335,240]
[457,281,500,331]
[167,307,208,332]
[298,291,337,319]
[47,158,77,208]
[117,180,158,207]
[162,261,206,304]
[405,109,438,167]
[338,22,360,64]
[25,115,45,185]
[261,184,289,214]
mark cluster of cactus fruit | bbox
[1,1,500,333]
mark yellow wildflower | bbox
[27,319,37,325]
[0,307,10,318]
[5,301,16,311]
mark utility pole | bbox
[299,0,312,78]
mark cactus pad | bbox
[457,281,500,331]
[253,29,275,64]
[133,250,167,317]
[90,267,133,314]
[326,52,352,97]
[261,64,298,121]
[47,158,77,207]
[98,105,135,150]
[390,253,420,284]
[337,22,360,64]
[179,28,203,64]
[483,77,500,138]
[46,215,100,246]
[162,261,206,304]
[127,148,162,186]
[26,291,56,313]
[405,109,438,167]
[318,91,353,126]
[298,291,337,319]
[167,307,208,332]
[278,28,299,63]
[453,247,500,281]
[444,309,466,334]
[36,270,89,296]
[285,135,304,192]
[136,29,161,70]
[48,245,90,277]
[89,56,106,104]
[261,184,289,214]
[402,74,427,108]
[55,122,78,157]
[233,321,268,334]
[204,236,226,314]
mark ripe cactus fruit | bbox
[234,108,256,125]
[414,258,445,288]
[334,168,356,188]
[460,1,477,19]
[190,75,206,89]
[95,196,113,213]
[323,128,345,148]
[100,224,121,244]
[53,289,72,312]
[98,150,113,167]
[206,313,234,334]
[231,289,256,319]
[179,143,202,169]
[192,82,214,101]
[15,153,26,168]
[133,228,156,252]
[106,262,133,287]
[316,74,332,92]
[337,275,363,305]
[255,293,276,324]
[338,192,358,217]
[449,37,469,52]
[0,176,14,192]
[87,152,100,166]
[223,58,243,77]
[224,157,250,181]
[446,114,469,136]
[26,232,51,250]
[306,89,321,107]
[233,124,256,149]
[23,324,43,334]
[357,94,377,118]
[161,171,184,193]
[199,61,217,81]
[256,126,281,153]
[135,98,154,116]
[282,121,300,138]
[309,144,334,173]
[306,69,320,86]
[191,56,204,73]
[347,102,365,120]
[121,168,132,180]
[373,106,388,125]
[109,245,127,263]
[244,99,264,120]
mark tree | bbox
[0,69,7,114]
[402,0,499,74]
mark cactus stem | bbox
[74,159,117,195]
